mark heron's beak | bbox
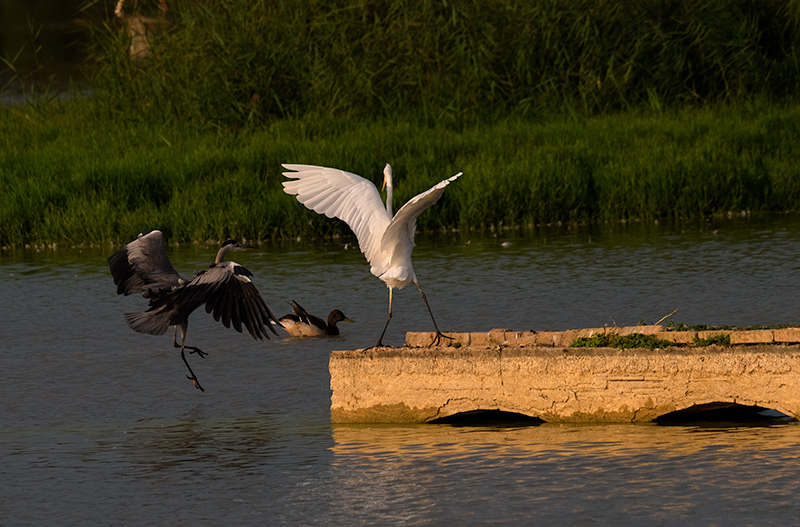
[238,243,255,250]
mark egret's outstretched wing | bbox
[108,229,183,298]
[282,164,391,266]
[381,172,463,254]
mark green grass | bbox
[571,333,676,350]
[78,0,800,127]
[571,331,734,348]
[667,323,794,331]
[3,98,800,246]
[693,334,733,347]
[3,0,800,246]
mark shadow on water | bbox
[430,409,545,427]
[428,405,796,428]
[655,402,798,427]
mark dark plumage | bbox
[108,230,281,391]
[279,300,353,337]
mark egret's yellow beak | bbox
[381,178,387,192]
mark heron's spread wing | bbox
[282,164,391,266]
[108,229,183,298]
[381,172,463,253]
[178,262,281,340]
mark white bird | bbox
[108,230,281,391]
[282,163,463,347]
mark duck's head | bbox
[328,310,354,325]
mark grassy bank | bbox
[2,98,800,247]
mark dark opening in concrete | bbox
[430,409,544,427]
[655,402,796,425]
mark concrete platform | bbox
[329,327,800,423]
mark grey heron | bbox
[278,300,354,337]
[108,230,280,391]
[281,163,462,347]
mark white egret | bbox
[108,230,281,391]
[279,300,354,337]
[281,163,463,347]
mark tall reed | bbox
[84,0,800,128]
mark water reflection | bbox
[124,415,328,476]
[332,422,800,461]
[329,423,800,525]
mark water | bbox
[3,216,800,526]
[0,0,89,97]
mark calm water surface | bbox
[3,216,800,526]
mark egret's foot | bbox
[430,331,454,347]
[364,340,395,351]
[187,375,205,392]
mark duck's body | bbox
[279,300,353,337]
[282,163,462,346]
[108,230,281,391]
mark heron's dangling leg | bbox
[172,326,207,358]
[416,282,452,347]
[374,287,394,348]
[175,324,205,391]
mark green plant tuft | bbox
[693,334,732,347]
[571,333,676,350]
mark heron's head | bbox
[216,239,253,263]
[221,238,253,251]
[381,163,393,191]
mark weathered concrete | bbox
[404,325,800,348]
[330,340,800,424]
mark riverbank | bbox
[3,98,800,247]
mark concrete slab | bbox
[330,341,800,424]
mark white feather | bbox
[282,164,462,290]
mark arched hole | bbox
[430,410,544,427]
[655,402,796,426]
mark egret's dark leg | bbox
[416,282,452,346]
[175,325,204,391]
[374,287,394,348]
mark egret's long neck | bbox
[384,164,393,217]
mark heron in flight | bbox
[108,230,280,391]
[278,300,354,337]
[282,164,462,347]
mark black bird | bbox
[279,300,354,337]
[108,230,281,391]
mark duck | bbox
[279,300,354,337]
